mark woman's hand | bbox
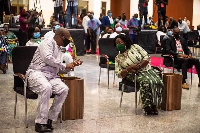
[126,64,139,72]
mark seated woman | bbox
[26,26,43,46]
[0,31,9,73]
[2,23,18,62]
[114,34,163,115]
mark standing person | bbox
[114,34,163,115]
[127,14,139,44]
[38,12,44,28]
[178,18,190,42]
[119,13,128,29]
[2,23,18,62]
[18,9,34,46]
[53,0,64,22]
[87,13,101,54]
[29,11,39,27]
[138,0,149,26]
[82,11,91,53]
[66,0,78,27]
[102,10,114,32]
[26,27,83,132]
[99,13,104,32]
[155,0,168,27]
[0,31,9,73]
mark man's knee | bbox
[40,83,52,94]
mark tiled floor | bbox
[1,54,200,133]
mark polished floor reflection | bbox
[1,54,200,133]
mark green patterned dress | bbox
[3,31,18,62]
[115,44,163,109]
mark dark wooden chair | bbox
[12,46,62,128]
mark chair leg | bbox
[191,68,192,85]
[98,67,101,85]
[155,47,157,56]
[120,84,125,107]
[60,110,62,123]
[113,71,115,85]
[134,74,137,115]
[25,97,28,128]
[108,69,109,89]
[14,92,17,119]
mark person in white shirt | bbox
[156,25,167,46]
[38,12,44,28]
[178,18,190,42]
[44,21,73,66]
[26,27,83,132]
[26,26,43,46]
[53,0,63,21]
[44,21,60,39]
[110,26,125,38]
[82,11,91,53]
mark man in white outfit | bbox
[26,27,83,132]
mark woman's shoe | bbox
[144,106,153,116]
[151,105,158,115]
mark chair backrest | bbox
[188,31,196,41]
[99,38,119,62]
[12,46,38,75]
[160,35,168,55]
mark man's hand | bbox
[178,54,188,58]
[72,59,83,67]
[65,59,83,69]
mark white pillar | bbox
[29,0,54,27]
[193,0,200,29]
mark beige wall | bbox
[29,0,54,27]
[193,0,200,29]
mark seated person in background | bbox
[26,26,42,46]
[102,27,114,38]
[167,17,178,29]
[195,25,200,42]
[2,23,18,62]
[44,21,60,39]
[44,21,77,59]
[110,26,125,38]
[166,27,200,89]
[156,25,167,46]
[114,34,163,115]
[0,31,9,72]
[26,27,83,132]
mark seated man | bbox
[26,27,83,132]
[166,27,200,89]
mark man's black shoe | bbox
[35,123,52,132]
[47,119,54,130]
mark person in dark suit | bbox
[167,17,178,29]
[195,25,200,42]
[166,27,200,89]
[101,10,114,32]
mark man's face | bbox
[4,25,9,32]
[173,28,180,36]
